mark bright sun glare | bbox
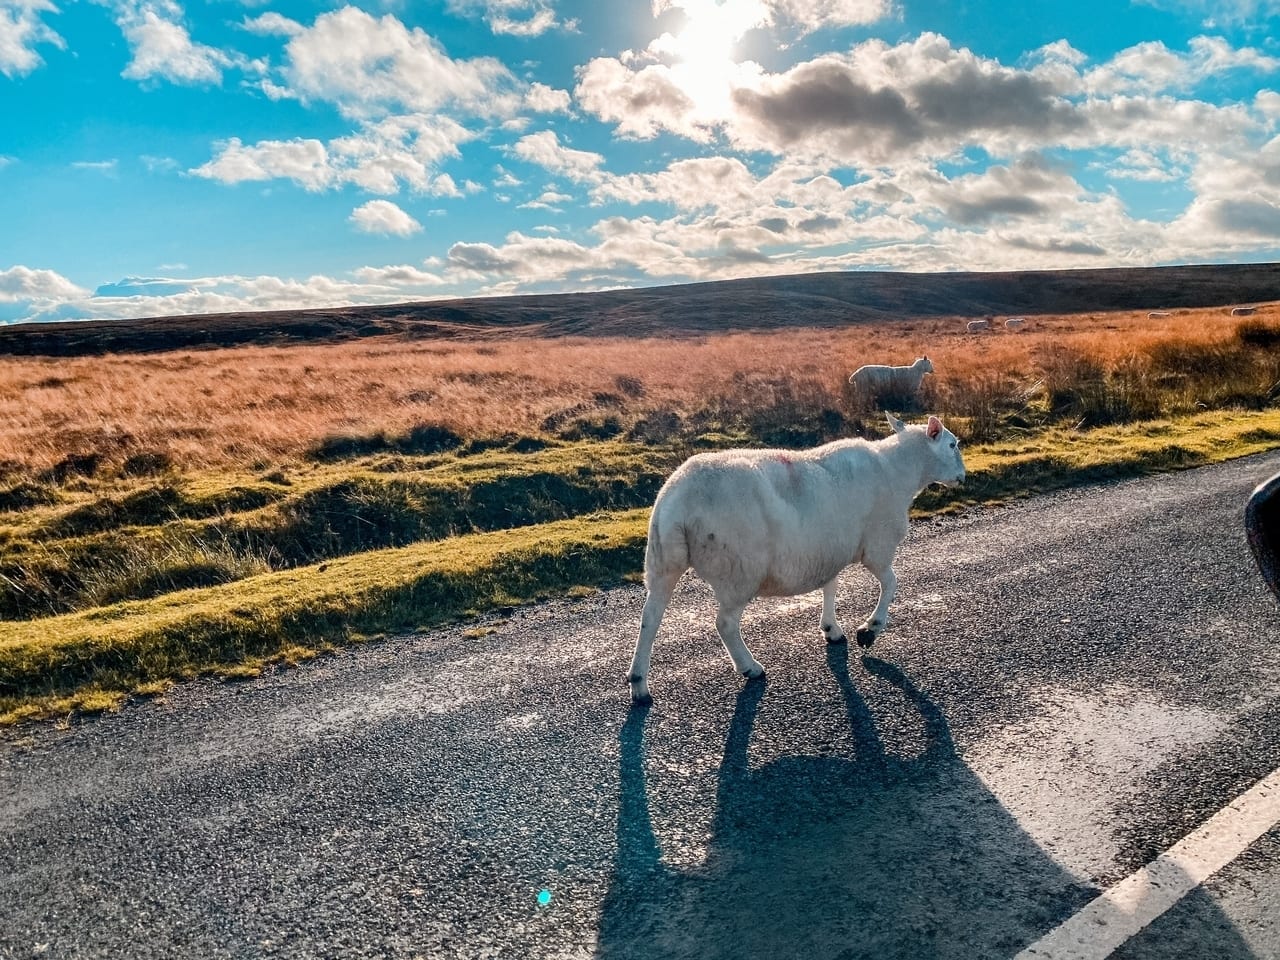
[657,0,767,114]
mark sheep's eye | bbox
[950,440,959,449]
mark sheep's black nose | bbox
[1246,471,1280,601]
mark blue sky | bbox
[2,0,1279,323]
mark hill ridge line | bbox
[2,263,1277,357]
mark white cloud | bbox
[349,199,423,236]
[15,270,449,322]
[724,35,1090,163]
[594,156,759,210]
[511,130,603,181]
[1085,35,1279,94]
[191,114,474,195]
[115,1,233,85]
[240,11,303,37]
[71,158,119,173]
[575,0,893,141]
[651,0,770,44]
[1103,147,1186,182]
[141,154,179,173]
[493,165,523,188]
[353,263,445,286]
[916,155,1087,225]
[0,265,87,303]
[193,10,576,205]
[277,6,520,120]
[576,28,1277,168]
[1187,35,1279,75]
[764,0,891,31]
[0,0,64,77]
[518,188,573,210]
[191,137,332,190]
[651,0,890,45]
[1167,135,1280,247]
[525,81,571,113]
[438,231,596,281]
[445,0,575,37]
[575,56,707,141]
[431,173,462,197]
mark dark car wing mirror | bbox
[1246,471,1280,601]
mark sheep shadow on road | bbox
[595,650,1259,960]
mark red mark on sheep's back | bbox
[776,454,793,466]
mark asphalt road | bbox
[5,451,1280,960]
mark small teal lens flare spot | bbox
[537,889,552,907]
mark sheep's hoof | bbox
[630,693,653,709]
[855,628,877,648]
[826,632,848,646]
[742,666,766,682]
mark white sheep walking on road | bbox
[847,356,934,406]
[628,412,967,705]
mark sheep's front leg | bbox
[820,577,848,645]
[856,561,897,648]
[714,599,765,682]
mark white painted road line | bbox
[1015,766,1280,960]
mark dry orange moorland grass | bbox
[0,303,1273,477]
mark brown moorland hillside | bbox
[1,262,1278,356]
[2,297,1278,478]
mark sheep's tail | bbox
[643,495,690,586]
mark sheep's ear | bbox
[885,411,906,434]
[926,415,943,440]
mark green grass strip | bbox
[916,407,1280,513]
[0,509,649,724]
[3,406,1280,725]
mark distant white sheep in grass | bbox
[627,412,967,705]
[1005,318,1026,331]
[967,319,991,333]
[1232,306,1257,316]
[1148,311,1170,319]
[847,356,934,405]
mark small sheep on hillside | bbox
[848,356,934,407]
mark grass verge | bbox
[3,406,1280,726]
[0,510,649,725]
[0,440,674,619]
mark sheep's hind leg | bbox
[629,572,679,706]
[714,597,765,683]
[820,577,848,645]
[856,561,897,648]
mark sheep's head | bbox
[915,356,935,374]
[923,415,965,487]
[887,412,966,488]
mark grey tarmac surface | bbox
[5,450,1280,960]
